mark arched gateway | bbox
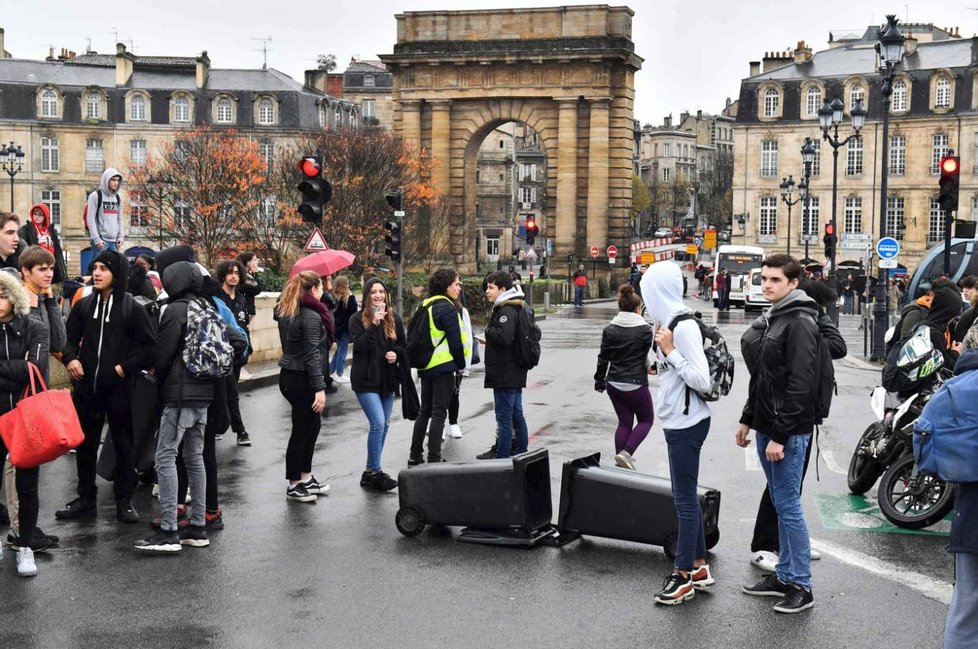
[380,5,642,271]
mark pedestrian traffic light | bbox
[939,154,960,213]
[384,220,402,262]
[385,190,403,212]
[823,222,836,259]
[525,216,539,246]
[296,154,332,224]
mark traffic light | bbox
[384,220,401,262]
[525,216,539,246]
[823,222,837,259]
[296,154,332,223]
[385,190,403,212]
[938,154,960,213]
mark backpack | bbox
[813,334,836,423]
[512,303,542,370]
[181,297,234,379]
[668,313,734,414]
[83,189,102,236]
[405,298,448,369]
[914,368,978,482]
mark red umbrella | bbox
[289,249,356,278]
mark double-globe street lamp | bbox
[871,15,907,360]
[800,137,816,262]
[780,175,804,257]
[819,97,867,324]
[0,142,26,212]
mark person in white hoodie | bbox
[640,261,715,606]
[86,168,125,252]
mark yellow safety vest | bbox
[422,295,471,370]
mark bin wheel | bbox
[663,531,678,561]
[395,506,426,537]
[706,528,720,550]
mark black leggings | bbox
[280,370,322,481]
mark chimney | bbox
[749,61,760,76]
[663,114,672,128]
[763,49,793,73]
[794,40,813,63]
[327,73,344,97]
[905,32,918,56]
[304,69,328,93]
[115,42,134,86]
[697,109,703,119]
[46,46,55,61]
[0,28,7,59]
[680,111,689,124]
[196,51,210,89]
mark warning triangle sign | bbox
[304,227,329,252]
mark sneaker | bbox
[750,550,779,572]
[302,476,330,495]
[239,367,254,381]
[236,431,252,447]
[151,505,188,530]
[325,384,339,394]
[179,524,210,548]
[286,483,317,502]
[810,546,822,561]
[116,500,139,524]
[55,497,97,520]
[689,564,715,590]
[16,547,37,577]
[476,443,498,460]
[654,572,695,605]
[742,573,791,597]
[214,434,224,441]
[133,530,181,553]
[407,455,425,467]
[333,374,350,384]
[361,471,398,492]
[9,532,55,552]
[151,483,160,500]
[204,509,225,531]
[449,424,463,439]
[772,583,815,613]
[614,451,637,470]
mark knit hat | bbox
[89,250,129,297]
[155,245,196,277]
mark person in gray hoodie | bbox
[86,168,125,252]
[640,260,715,606]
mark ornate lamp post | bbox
[0,142,26,212]
[819,97,866,323]
[780,175,802,257]
[800,137,816,262]
[871,14,907,360]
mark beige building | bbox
[732,24,973,270]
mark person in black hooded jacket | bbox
[56,250,156,524]
[918,282,962,370]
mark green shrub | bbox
[255,268,288,293]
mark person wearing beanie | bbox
[18,204,66,283]
[57,250,156,524]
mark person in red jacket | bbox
[18,204,66,284]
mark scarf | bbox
[301,292,335,341]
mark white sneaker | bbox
[750,550,779,572]
[614,451,636,470]
[810,546,821,561]
[449,424,463,439]
[17,547,37,577]
[239,367,254,381]
[152,483,160,500]
[334,375,350,384]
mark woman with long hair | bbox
[329,275,357,383]
[349,278,405,491]
[594,283,655,470]
[276,271,333,502]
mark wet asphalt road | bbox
[0,289,953,648]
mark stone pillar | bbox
[430,100,452,198]
[555,97,579,255]
[401,100,422,149]
[586,97,612,251]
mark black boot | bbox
[55,497,97,520]
[476,443,498,460]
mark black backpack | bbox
[405,298,447,369]
[512,303,542,370]
[814,333,836,423]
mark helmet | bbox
[896,326,944,384]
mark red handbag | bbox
[0,362,84,468]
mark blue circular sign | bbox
[876,237,901,259]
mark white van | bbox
[744,268,770,312]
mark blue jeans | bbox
[843,294,854,314]
[664,417,710,572]
[330,331,350,376]
[757,432,812,590]
[574,285,585,306]
[355,391,395,471]
[494,388,529,458]
[93,240,118,252]
[156,406,207,531]
[946,552,978,648]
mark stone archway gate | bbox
[380,5,643,271]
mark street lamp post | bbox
[800,137,816,262]
[0,142,26,212]
[872,15,907,361]
[779,175,803,257]
[147,173,173,250]
[819,97,866,324]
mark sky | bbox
[2,1,976,126]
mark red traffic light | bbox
[298,157,321,178]
[525,218,539,235]
[940,156,960,176]
[824,223,835,236]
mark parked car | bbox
[744,268,770,312]
[653,227,673,239]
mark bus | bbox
[714,245,765,306]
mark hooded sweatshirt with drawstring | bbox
[86,168,125,246]
[19,203,67,283]
[640,261,711,430]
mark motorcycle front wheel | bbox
[877,454,956,530]
[847,422,885,495]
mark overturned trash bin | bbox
[395,448,555,547]
[555,453,721,559]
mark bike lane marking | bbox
[814,494,951,536]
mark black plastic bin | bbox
[395,448,554,547]
[555,453,721,558]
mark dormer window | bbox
[130,95,146,121]
[216,97,233,124]
[174,96,190,122]
[936,76,952,108]
[41,90,58,118]
[764,89,779,117]
[87,92,101,120]
[257,97,275,125]
[364,74,375,87]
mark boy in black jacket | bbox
[56,251,155,524]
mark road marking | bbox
[809,537,953,605]
[817,449,847,475]
[744,447,761,471]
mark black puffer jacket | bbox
[594,311,653,389]
[484,288,528,390]
[277,305,328,391]
[0,271,49,414]
[348,309,405,395]
[740,290,820,444]
[155,262,214,407]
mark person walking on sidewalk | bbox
[349,278,404,491]
[640,261,715,606]
[330,275,356,383]
[594,283,654,471]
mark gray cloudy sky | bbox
[2,1,975,125]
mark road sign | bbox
[686,244,699,256]
[639,252,656,264]
[842,232,872,241]
[394,210,405,217]
[876,237,900,259]
[841,241,871,250]
[525,246,537,260]
[304,227,329,252]
[801,234,816,243]
[703,229,717,249]
[879,258,898,269]
[606,245,618,259]
[589,245,599,258]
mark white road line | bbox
[745,447,761,471]
[809,537,953,605]
[817,449,848,475]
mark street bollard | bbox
[544,291,550,310]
